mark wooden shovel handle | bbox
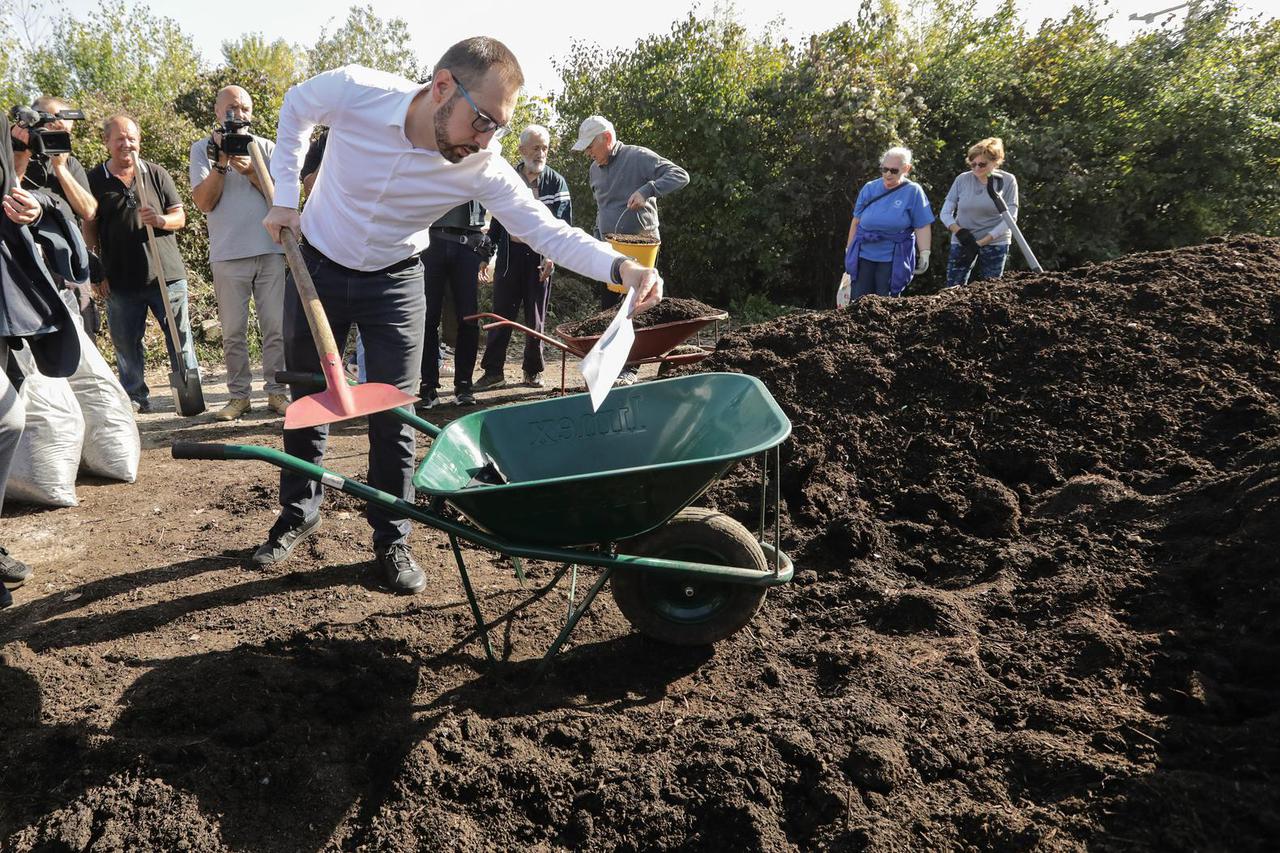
[130,152,185,355]
[248,140,340,358]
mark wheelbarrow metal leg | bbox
[538,565,614,673]
[566,564,579,621]
[758,450,768,544]
[774,445,783,575]
[450,533,498,664]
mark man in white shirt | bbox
[256,37,662,595]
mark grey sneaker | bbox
[252,514,321,567]
[523,371,544,388]
[454,389,477,406]
[473,372,506,391]
[375,543,426,594]
[0,546,31,590]
[415,392,440,413]
[614,367,639,386]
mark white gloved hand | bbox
[914,249,931,275]
[836,272,852,308]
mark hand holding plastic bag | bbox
[836,272,852,308]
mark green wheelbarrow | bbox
[172,373,793,665]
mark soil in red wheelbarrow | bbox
[561,296,723,338]
[3,235,1279,852]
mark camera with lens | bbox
[211,109,253,157]
[10,105,85,157]
[467,232,496,262]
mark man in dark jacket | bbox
[474,124,571,390]
[0,112,85,606]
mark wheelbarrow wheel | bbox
[612,507,769,646]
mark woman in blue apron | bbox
[843,146,935,300]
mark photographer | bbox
[11,96,99,332]
[1,111,86,607]
[190,85,288,421]
[420,200,490,408]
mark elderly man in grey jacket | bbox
[572,115,688,384]
[572,115,688,305]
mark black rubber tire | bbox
[611,507,769,646]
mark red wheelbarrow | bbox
[465,309,729,392]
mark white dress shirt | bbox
[272,65,622,279]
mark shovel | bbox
[246,141,417,429]
[131,153,205,416]
[987,176,1043,273]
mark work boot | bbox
[252,514,321,567]
[1,584,10,609]
[523,371,544,388]
[374,542,426,594]
[473,372,506,391]
[1,546,31,590]
[266,394,290,416]
[214,398,251,422]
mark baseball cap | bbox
[571,115,615,152]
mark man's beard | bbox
[525,157,546,176]
[434,95,480,164]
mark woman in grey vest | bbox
[939,137,1019,287]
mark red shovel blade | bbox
[283,358,418,430]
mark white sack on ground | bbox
[5,345,85,508]
[61,290,140,482]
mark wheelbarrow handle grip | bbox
[276,370,325,387]
[171,442,229,461]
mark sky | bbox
[40,0,1280,95]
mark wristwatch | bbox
[610,256,626,285]
[212,163,229,174]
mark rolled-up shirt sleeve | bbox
[271,69,352,209]
[478,161,622,283]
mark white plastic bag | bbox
[5,345,85,507]
[61,290,140,482]
[836,272,852,308]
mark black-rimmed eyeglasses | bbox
[451,75,511,141]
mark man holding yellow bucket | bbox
[573,115,688,384]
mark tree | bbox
[222,33,305,91]
[306,4,421,79]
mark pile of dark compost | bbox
[2,236,1277,851]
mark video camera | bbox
[10,105,85,157]
[212,109,253,156]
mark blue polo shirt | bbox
[852,179,934,262]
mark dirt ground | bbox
[3,237,1279,851]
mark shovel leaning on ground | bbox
[987,176,1043,272]
[131,152,206,416]
[246,141,417,429]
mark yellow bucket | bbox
[606,237,660,293]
